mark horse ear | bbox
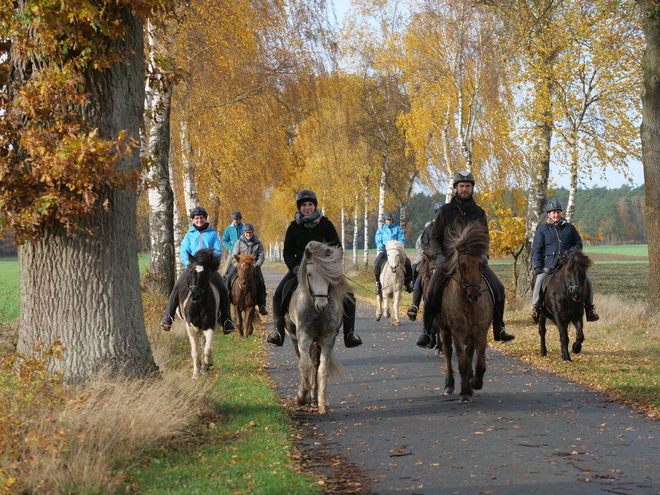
[305,246,312,259]
[188,252,196,264]
[234,254,240,262]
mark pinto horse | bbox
[375,240,406,325]
[229,253,258,338]
[179,248,221,379]
[434,222,493,402]
[536,249,593,361]
[286,241,351,414]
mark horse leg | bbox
[246,307,254,336]
[186,325,202,379]
[296,338,313,407]
[470,336,487,391]
[375,294,383,321]
[539,316,548,357]
[454,338,473,402]
[441,326,455,395]
[309,342,322,411]
[317,345,334,414]
[201,328,215,373]
[558,322,572,361]
[572,320,584,354]
[391,290,400,325]
[384,294,391,319]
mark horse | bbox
[375,240,406,325]
[178,248,221,379]
[285,241,352,414]
[229,253,258,338]
[434,221,493,403]
[536,249,593,361]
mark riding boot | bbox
[416,301,437,349]
[407,288,422,321]
[266,300,286,346]
[527,305,540,325]
[161,275,185,331]
[492,295,514,342]
[342,294,362,348]
[375,281,382,296]
[404,259,414,293]
[585,304,600,322]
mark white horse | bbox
[286,241,352,413]
[375,240,406,325]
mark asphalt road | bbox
[262,266,660,495]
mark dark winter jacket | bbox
[532,218,583,269]
[283,215,341,271]
[429,195,488,256]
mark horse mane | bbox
[190,248,221,272]
[235,253,256,265]
[443,221,490,275]
[298,241,351,304]
[565,249,593,272]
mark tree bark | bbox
[15,8,158,383]
[638,0,660,307]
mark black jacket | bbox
[532,218,583,269]
[429,195,488,256]
[283,216,341,271]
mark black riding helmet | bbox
[296,189,318,209]
[383,212,394,221]
[190,206,208,219]
[243,223,254,232]
[231,210,242,220]
[546,200,563,213]
[453,171,475,187]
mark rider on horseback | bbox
[528,200,599,324]
[160,206,236,333]
[374,212,414,295]
[407,201,444,321]
[225,223,268,316]
[266,189,363,348]
[415,171,515,349]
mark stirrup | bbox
[266,331,284,346]
[344,331,362,348]
[407,305,418,321]
[222,319,236,334]
[160,315,173,331]
[527,307,539,324]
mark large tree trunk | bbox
[638,0,660,307]
[16,9,157,383]
[145,20,175,296]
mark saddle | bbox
[537,264,563,311]
[226,271,237,289]
[282,276,299,310]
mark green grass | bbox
[122,329,322,495]
[0,257,19,323]
[583,244,648,256]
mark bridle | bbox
[386,247,401,272]
[305,262,331,301]
[457,251,486,292]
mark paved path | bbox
[262,266,660,495]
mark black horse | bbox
[536,249,593,362]
[179,248,221,378]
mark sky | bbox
[328,0,645,191]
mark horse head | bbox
[234,254,256,291]
[445,222,490,303]
[187,248,220,301]
[563,250,591,302]
[385,240,405,274]
[299,241,348,315]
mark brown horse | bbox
[536,249,592,361]
[229,253,258,337]
[419,252,437,320]
[434,221,493,402]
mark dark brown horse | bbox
[536,249,592,361]
[434,221,493,402]
[229,253,258,337]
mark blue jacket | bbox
[180,225,222,266]
[532,218,583,269]
[222,222,244,251]
[375,222,405,252]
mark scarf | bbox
[194,223,210,232]
[295,209,323,229]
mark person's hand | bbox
[534,267,543,275]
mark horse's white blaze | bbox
[195,264,204,273]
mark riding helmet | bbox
[434,201,445,213]
[190,206,208,219]
[296,189,318,209]
[243,223,254,232]
[383,212,394,221]
[453,171,475,187]
[231,210,242,220]
[546,200,563,213]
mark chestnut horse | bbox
[229,253,258,337]
[434,222,493,402]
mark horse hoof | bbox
[470,378,483,390]
[444,388,454,395]
[393,321,400,326]
[375,315,381,321]
[460,396,472,403]
[572,342,582,354]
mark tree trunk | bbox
[145,20,175,296]
[363,187,370,270]
[353,194,359,270]
[16,9,157,383]
[180,117,199,215]
[638,0,660,307]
